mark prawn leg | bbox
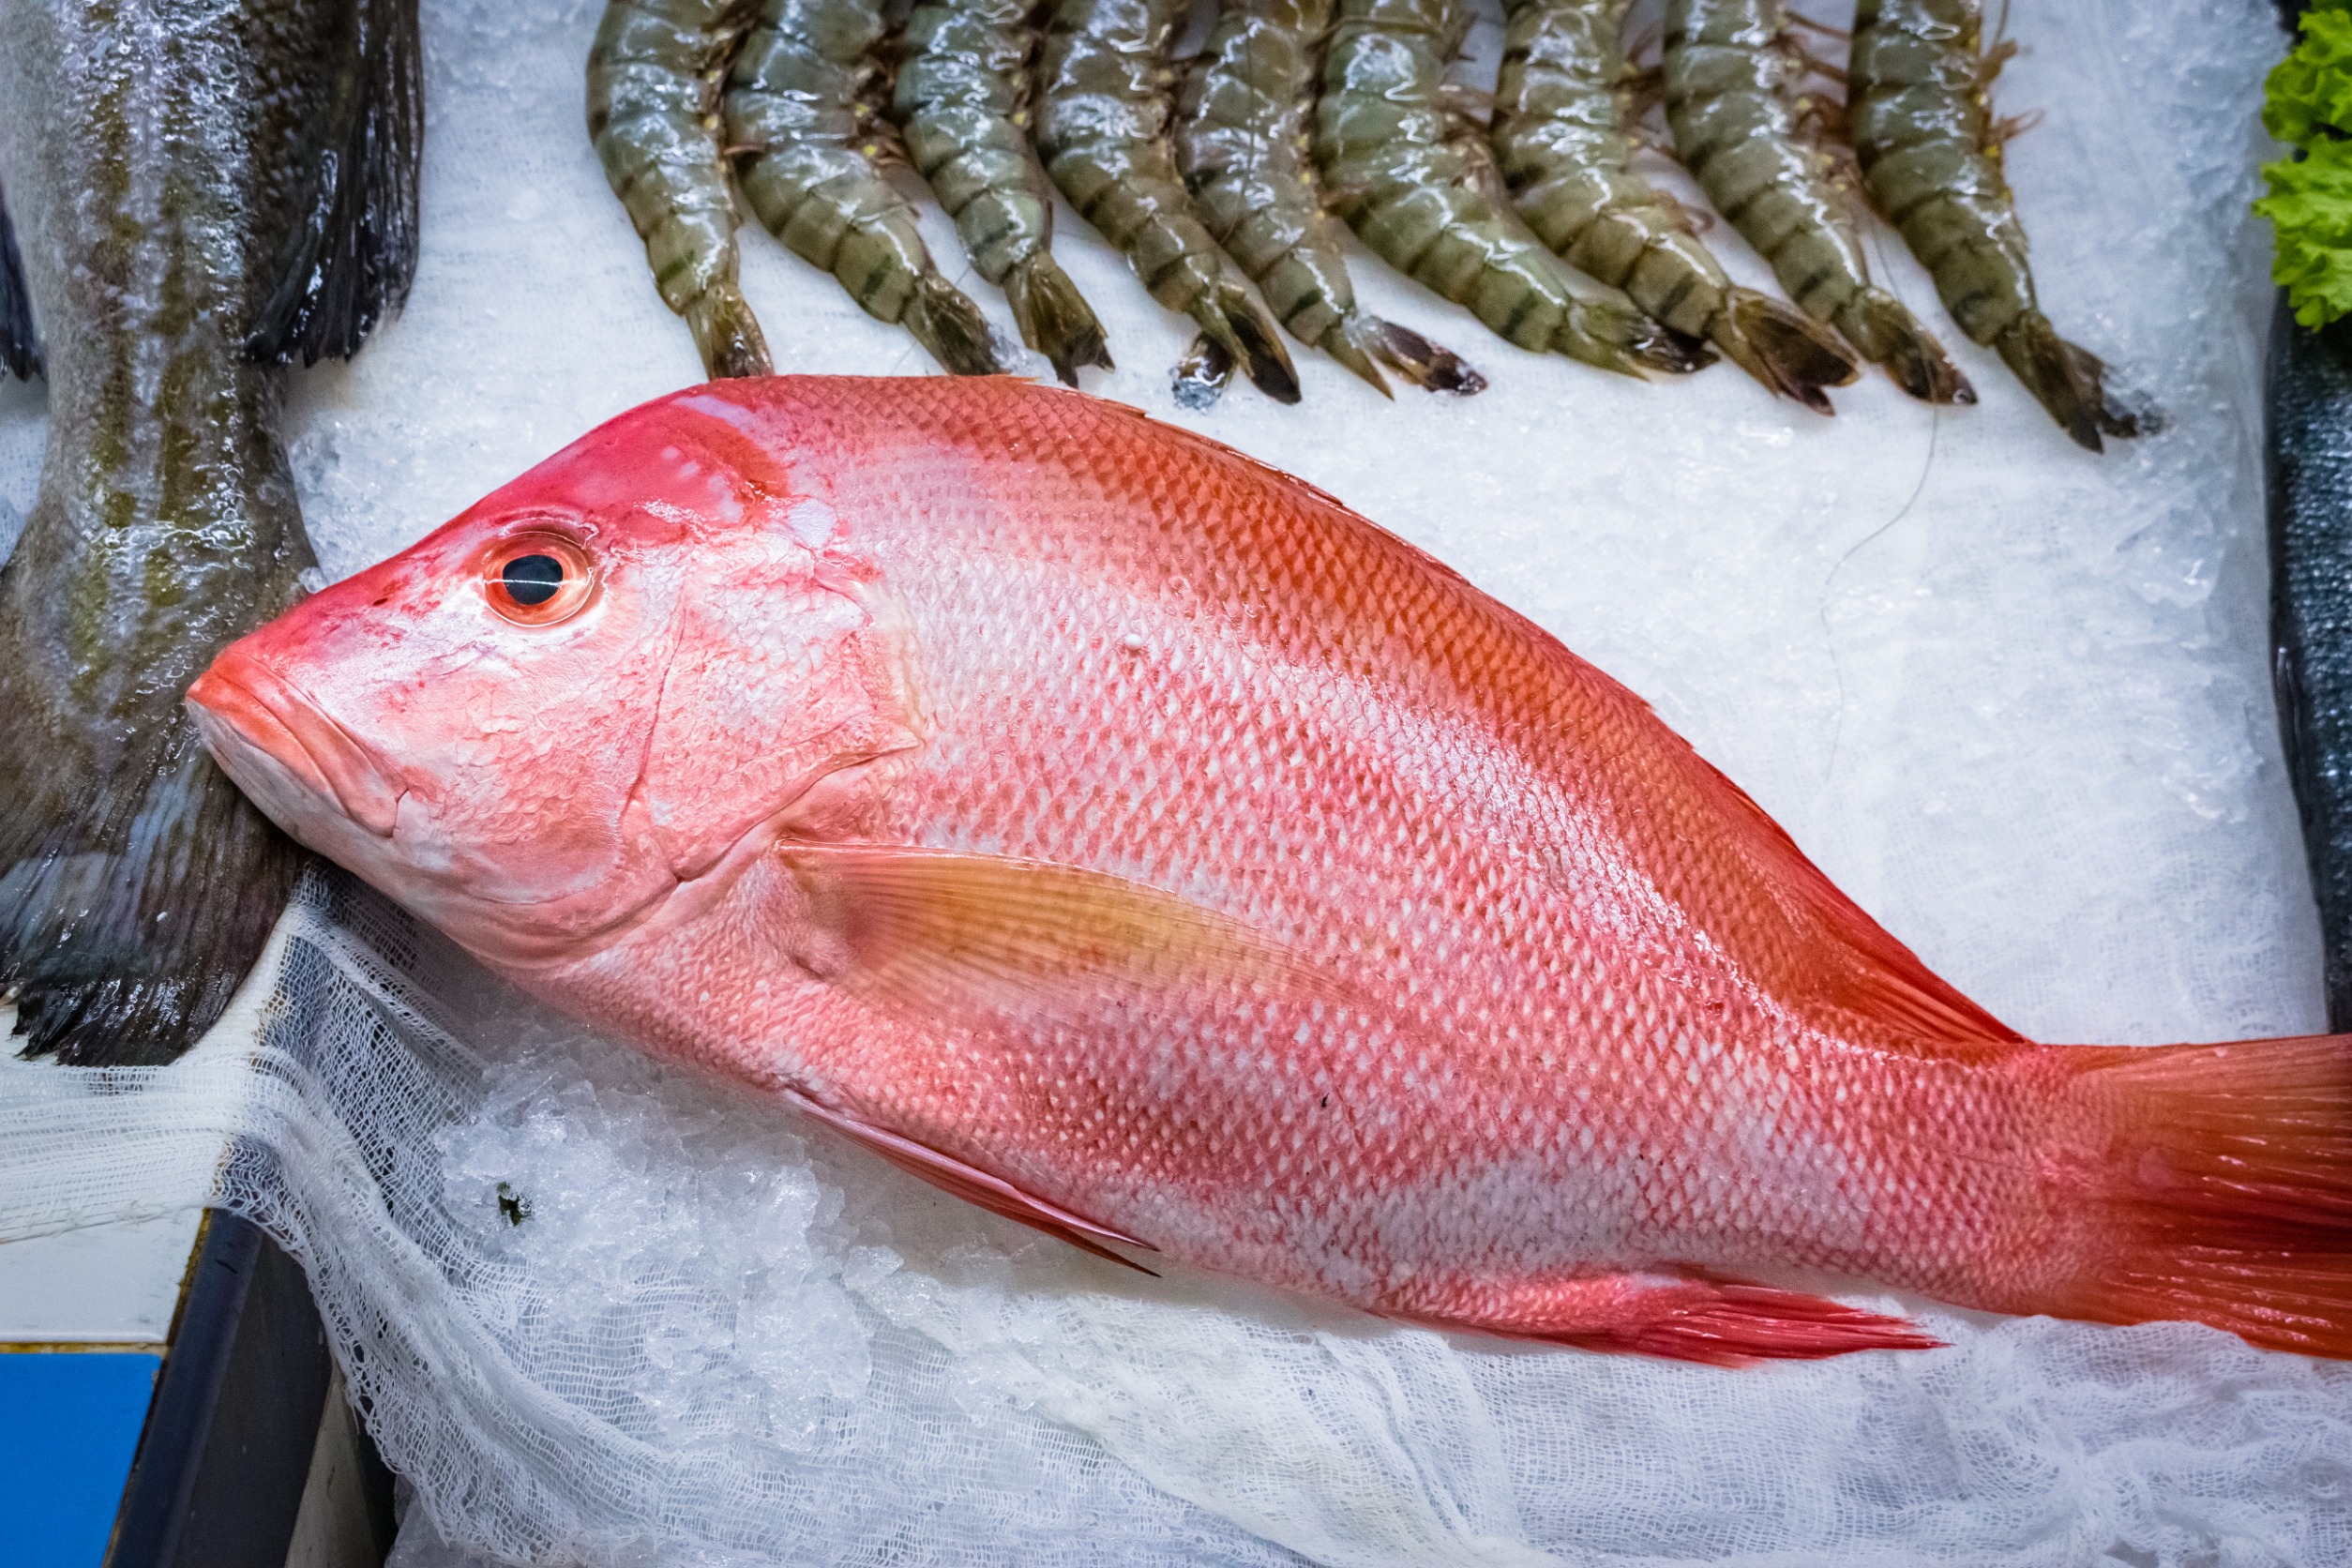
[1034,0,1301,404]
[1662,0,1969,402]
[1848,0,2149,449]
[1174,0,1483,396]
[1314,0,1711,378]
[895,0,1113,384]
[587,0,775,378]
[726,0,1008,374]
[1491,0,1855,410]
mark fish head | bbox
[188,388,913,968]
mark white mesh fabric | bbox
[0,0,2343,1563]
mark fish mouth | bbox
[187,652,401,838]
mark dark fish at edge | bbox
[0,0,421,1065]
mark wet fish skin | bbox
[0,0,418,1064]
[2269,294,2352,1030]
[193,376,2352,1363]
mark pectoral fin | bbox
[776,843,1323,1014]
[783,1086,1156,1271]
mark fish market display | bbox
[191,376,2352,1364]
[587,0,774,380]
[1315,0,1709,378]
[894,0,1111,386]
[1173,0,1483,397]
[725,0,1007,375]
[0,0,418,1064]
[1034,0,1300,405]
[1489,0,1855,411]
[1847,0,2146,451]
[1662,0,1968,403]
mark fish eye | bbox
[501,554,564,606]
[479,533,597,626]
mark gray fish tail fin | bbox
[1,721,300,1067]
[1840,287,1974,406]
[1993,310,2156,453]
[685,280,775,379]
[0,179,38,380]
[1003,253,1112,387]
[248,0,423,365]
[1351,317,1486,397]
[1714,288,1859,415]
[904,272,1012,376]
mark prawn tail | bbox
[1351,316,1487,398]
[1189,282,1302,405]
[1003,252,1113,387]
[903,271,1012,377]
[1993,310,2158,454]
[1557,299,1714,379]
[1841,288,1974,405]
[2028,1034,2352,1360]
[683,280,775,380]
[1320,319,1395,398]
[1171,331,1236,410]
[1714,288,1859,415]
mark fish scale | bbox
[191,375,2352,1364]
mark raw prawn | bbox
[1173,0,1484,397]
[725,0,1007,375]
[1314,0,1711,378]
[1491,0,1854,410]
[894,0,1112,384]
[1847,0,2148,450]
[1662,0,1968,402]
[587,0,775,379]
[1033,0,1301,405]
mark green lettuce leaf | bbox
[2267,8,2352,146]
[2261,139,2352,328]
[2262,5,2352,326]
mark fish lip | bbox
[187,653,401,838]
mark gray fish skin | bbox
[0,0,419,1065]
[2270,294,2352,1030]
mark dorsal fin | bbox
[1697,755,2025,1052]
[0,176,38,380]
[247,0,422,366]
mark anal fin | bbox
[1384,1272,1941,1367]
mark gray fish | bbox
[2270,295,2352,1029]
[0,0,420,1064]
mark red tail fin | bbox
[2046,1034,2352,1358]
